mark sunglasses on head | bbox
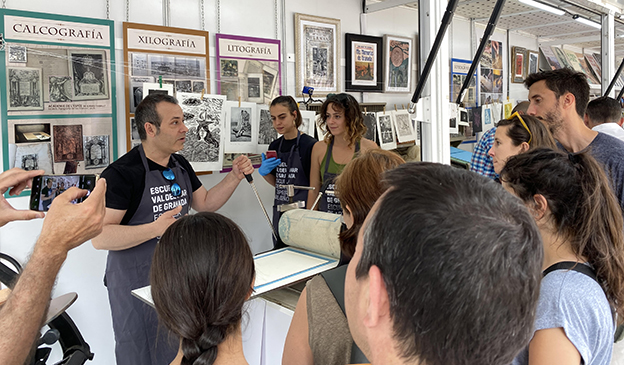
[511,111,533,145]
[162,168,181,197]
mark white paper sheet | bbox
[224,101,257,153]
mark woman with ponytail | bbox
[501,148,624,365]
[151,212,254,365]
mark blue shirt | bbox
[512,268,614,365]
[469,128,497,179]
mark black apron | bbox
[105,145,193,365]
[272,132,309,248]
[319,139,360,215]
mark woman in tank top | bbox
[307,93,377,215]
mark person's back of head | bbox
[524,68,589,118]
[501,148,624,319]
[585,96,622,128]
[347,163,543,365]
[335,149,405,260]
[151,212,254,365]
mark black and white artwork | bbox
[8,45,27,63]
[376,112,397,150]
[177,92,226,171]
[246,73,263,103]
[363,112,377,142]
[193,81,206,93]
[221,59,238,77]
[142,82,174,100]
[131,53,149,76]
[175,80,192,94]
[48,76,72,102]
[130,76,154,113]
[149,54,176,77]
[257,106,278,152]
[225,101,257,153]
[14,143,54,174]
[69,51,109,101]
[449,103,459,135]
[312,47,328,77]
[130,117,140,141]
[299,110,317,137]
[175,57,203,78]
[83,135,109,169]
[262,66,278,102]
[8,67,44,111]
[392,110,415,143]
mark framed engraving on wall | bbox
[383,34,413,93]
[526,50,539,76]
[345,33,383,92]
[69,50,109,100]
[511,46,526,84]
[7,67,44,111]
[295,13,341,97]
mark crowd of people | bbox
[2,67,624,365]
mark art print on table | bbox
[345,33,383,92]
[53,125,84,162]
[69,50,109,100]
[8,45,27,63]
[8,67,43,111]
[83,135,109,169]
[14,142,54,174]
[392,110,416,143]
[257,106,278,152]
[48,76,72,103]
[177,92,226,172]
[295,13,341,96]
[384,35,413,93]
[224,101,257,154]
[376,112,397,150]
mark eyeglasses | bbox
[511,111,532,145]
[162,168,181,197]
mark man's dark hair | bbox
[134,93,178,140]
[524,68,589,118]
[355,163,543,365]
[586,96,622,126]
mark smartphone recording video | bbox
[29,174,97,212]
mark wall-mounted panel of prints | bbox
[0,9,117,188]
[216,34,281,105]
[123,22,210,155]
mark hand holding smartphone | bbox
[265,150,277,159]
[30,174,98,212]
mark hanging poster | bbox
[216,34,281,104]
[383,34,413,93]
[479,40,503,105]
[295,13,341,96]
[124,22,210,151]
[1,9,117,184]
[177,92,226,172]
[345,33,383,92]
[451,58,477,107]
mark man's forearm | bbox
[91,223,157,251]
[0,241,66,365]
[196,171,242,212]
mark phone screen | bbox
[30,174,97,212]
[265,150,277,159]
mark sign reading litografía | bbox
[5,15,110,47]
[218,38,279,61]
[127,28,206,55]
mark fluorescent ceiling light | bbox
[518,0,566,16]
[573,15,602,29]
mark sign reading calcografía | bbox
[4,15,110,47]
[218,38,279,61]
[127,28,206,55]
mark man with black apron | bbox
[271,131,310,248]
[93,94,253,365]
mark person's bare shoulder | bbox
[360,138,379,151]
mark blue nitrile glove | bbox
[259,153,282,176]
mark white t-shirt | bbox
[593,123,624,143]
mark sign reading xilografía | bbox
[5,15,110,47]
[127,28,206,55]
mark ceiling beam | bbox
[364,0,417,13]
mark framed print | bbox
[68,50,109,100]
[512,46,526,83]
[384,34,413,93]
[345,33,383,92]
[526,50,539,76]
[392,110,416,143]
[8,67,44,111]
[245,73,264,103]
[142,82,174,98]
[224,101,257,154]
[295,13,341,96]
[53,124,84,162]
[376,112,397,150]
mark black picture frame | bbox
[345,33,383,92]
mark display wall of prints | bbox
[216,34,281,105]
[479,40,503,105]
[0,9,117,192]
[123,22,210,161]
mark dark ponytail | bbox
[151,212,255,364]
[501,148,624,319]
